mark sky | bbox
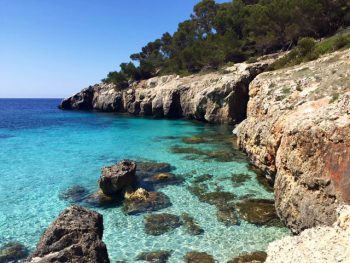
[0,0,228,98]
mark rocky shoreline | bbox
[37,49,350,262]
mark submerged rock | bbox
[193,174,213,183]
[144,172,184,188]
[136,250,172,263]
[123,189,171,215]
[184,251,215,263]
[144,213,182,236]
[181,213,204,235]
[136,161,172,174]
[216,206,240,226]
[231,173,251,187]
[0,242,28,262]
[84,190,119,208]
[200,191,236,206]
[26,205,109,263]
[235,199,281,226]
[228,251,267,263]
[58,185,90,203]
[182,137,207,144]
[99,160,137,196]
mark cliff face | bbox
[235,49,350,233]
[60,60,273,124]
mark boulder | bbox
[99,160,137,196]
[144,213,182,236]
[25,205,109,263]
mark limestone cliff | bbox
[235,49,350,233]
[59,60,273,124]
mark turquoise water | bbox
[0,99,289,262]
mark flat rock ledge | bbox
[266,205,350,263]
[25,205,110,263]
[59,59,275,124]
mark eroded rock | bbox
[181,213,204,235]
[228,251,267,263]
[99,160,137,196]
[25,205,109,263]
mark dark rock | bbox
[200,192,236,206]
[136,161,172,174]
[184,251,215,263]
[59,185,90,203]
[235,199,281,226]
[181,213,204,235]
[187,183,208,199]
[182,137,207,144]
[231,174,251,187]
[60,86,94,110]
[99,160,137,196]
[170,146,204,155]
[144,213,182,236]
[144,172,184,188]
[216,206,240,226]
[0,242,28,262]
[26,205,110,263]
[193,174,213,183]
[84,190,120,208]
[135,250,172,263]
[227,251,267,263]
[123,190,172,215]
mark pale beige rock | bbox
[235,49,350,233]
[60,60,274,124]
[266,205,350,263]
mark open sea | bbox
[0,99,289,262]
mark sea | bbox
[0,99,289,262]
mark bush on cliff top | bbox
[103,0,350,86]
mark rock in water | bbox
[181,213,204,235]
[99,160,137,196]
[184,251,215,263]
[144,213,182,236]
[123,189,172,215]
[228,251,267,263]
[25,205,110,263]
[0,242,28,262]
[135,250,172,263]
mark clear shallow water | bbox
[0,99,289,262]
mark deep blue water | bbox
[0,99,289,262]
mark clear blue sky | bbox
[0,0,228,98]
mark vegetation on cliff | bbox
[102,0,350,87]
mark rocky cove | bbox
[10,49,349,262]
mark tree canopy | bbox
[103,0,350,87]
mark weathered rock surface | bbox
[181,213,204,235]
[25,205,110,263]
[60,60,273,124]
[99,160,137,196]
[266,205,350,263]
[235,49,350,233]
